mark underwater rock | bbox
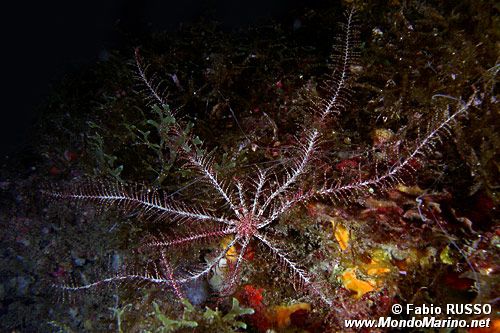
[183,278,209,306]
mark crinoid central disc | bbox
[237,213,259,238]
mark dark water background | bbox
[1,0,323,156]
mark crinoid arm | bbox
[255,233,332,306]
[42,181,234,225]
[57,235,241,300]
[219,236,252,296]
[316,94,475,203]
[183,149,241,218]
[309,8,359,121]
[134,48,168,107]
[56,267,188,305]
[257,129,319,217]
[55,262,173,298]
[142,227,236,250]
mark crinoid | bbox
[44,8,474,310]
